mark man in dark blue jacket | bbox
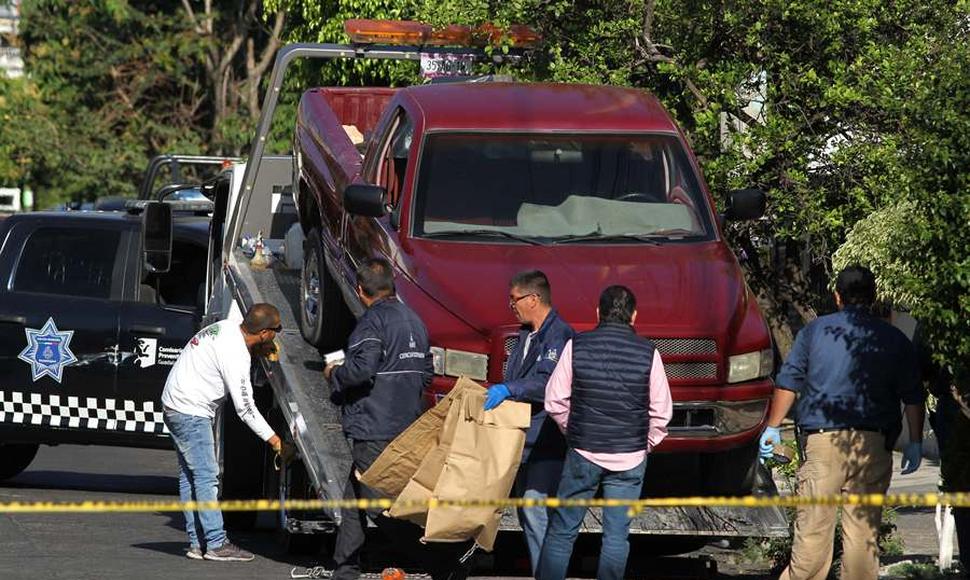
[325,258,467,580]
[483,270,575,575]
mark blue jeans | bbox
[164,409,226,550]
[514,458,563,575]
[537,449,646,580]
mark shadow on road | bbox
[131,541,188,557]
[3,471,177,495]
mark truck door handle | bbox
[128,324,166,336]
[0,314,27,325]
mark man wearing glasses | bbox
[161,303,289,562]
[484,270,575,575]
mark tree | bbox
[12,0,285,205]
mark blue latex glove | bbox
[483,384,511,411]
[759,426,781,463]
[901,441,923,475]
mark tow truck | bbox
[200,20,787,553]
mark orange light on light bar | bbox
[344,19,431,45]
[426,24,473,47]
[473,23,542,48]
[506,25,542,47]
[344,19,540,48]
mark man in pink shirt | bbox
[537,285,673,580]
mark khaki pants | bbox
[779,430,893,580]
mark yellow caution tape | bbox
[1,493,969,514]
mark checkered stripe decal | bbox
[0,391,168,435]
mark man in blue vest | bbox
[538,285,673,580]
[482,270,575,575]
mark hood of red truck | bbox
[400,239,749,342]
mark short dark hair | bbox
[509,270,551,305]
[598,285,636,324]
[357,258,395,298]
[242,303,281,333]
[835,265,877,307]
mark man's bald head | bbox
[242,303,281,334]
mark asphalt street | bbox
[0,444,953,579]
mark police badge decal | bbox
[18,317,78,383]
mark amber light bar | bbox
[344,19,540,48]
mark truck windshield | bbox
[412,133,714,243]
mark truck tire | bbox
[300,228,353,352]
[0,443,39,480]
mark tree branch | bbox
[642,0,655,44]
[180,0,204,35]
[252,10,285,81]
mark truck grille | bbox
[651,338,717,356]
[502,336,519,377]
[499,335,718,382]
[663,362,719,380]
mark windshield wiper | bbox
[423,229,546,246]
[550,232,664,245]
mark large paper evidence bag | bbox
[359,377,530,551]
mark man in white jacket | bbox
[161,303,285,562]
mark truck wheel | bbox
[300,228,352,351]
[0,443,39,480]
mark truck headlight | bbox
[727,349,774,383]
[429,346,489,381]
[444,349,488,381]
[430,346,445,375]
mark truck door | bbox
[0,222,124,437]
[116,228,205,417]
[344,108,414,270]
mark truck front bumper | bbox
[657,378,773,453]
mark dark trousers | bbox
[332,439,472,580]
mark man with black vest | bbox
[537,285,672,580]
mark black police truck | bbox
[0,207,209,478]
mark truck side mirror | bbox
[344,184,386,218]
[726,189,767,221]
[143,201,173,273]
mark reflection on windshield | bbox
[164,188,207,202]
[413,133,712,243]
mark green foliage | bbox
[265,0,422,87]
[4,0,284,205]
[9,0,207,205]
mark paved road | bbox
[0,444,732,580]
[0,444,952,579]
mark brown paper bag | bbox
[422,388,531,550]
[385,379,482,524]
[360,378,478,497]
[362,377,530,551]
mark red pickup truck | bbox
[293,81,772,496]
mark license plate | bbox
[420,53,475,79]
